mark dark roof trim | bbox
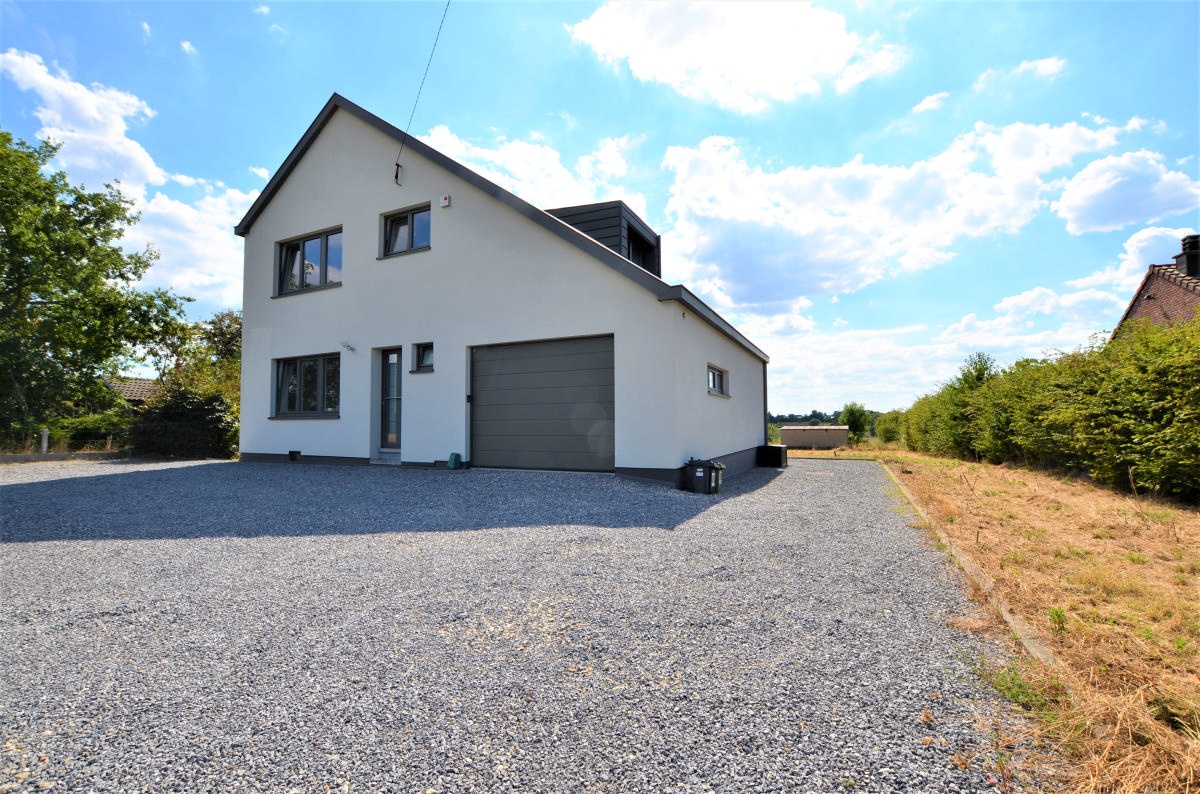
[234,93,766,362]
[658,285,768,361]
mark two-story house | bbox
[235,94,769,486]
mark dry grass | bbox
[790,447,1200,793]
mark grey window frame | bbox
[380,205,432,258]
[410,342,434,373]
[277,228,343,295]
[707,365,729,397]
[273,353,340,418]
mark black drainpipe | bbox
[762,361,769,445]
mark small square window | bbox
[412,342,434,373]
[382,206,432,257]
[707,365,728,396]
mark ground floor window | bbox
[275,354,340,416]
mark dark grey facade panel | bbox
[471,336,615,472]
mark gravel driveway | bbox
[2,459,1022,793]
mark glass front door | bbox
[381,348,402,449]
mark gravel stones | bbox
[2,459,1024,792]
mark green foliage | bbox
[767,423,781,444]
[838,401,870,445]
[129,384,238,459]
[900,317,1200,502]
[874,410,903,444]
[164,310,242,420]
[0,131,189,432]
[54,410,135,450]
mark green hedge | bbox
[129,384,238,459]
[901,315,1200,502]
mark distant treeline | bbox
[769,410,842,426]
[893,315,1199,502]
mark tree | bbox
[0,131,189,432]
[838,401,870,445]
[165,310,241,417]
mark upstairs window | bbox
[382,205,432,257]
[708,365,728,396]
[279,229,342,294]
[275,354,340,417]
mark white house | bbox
[235,94,770,486]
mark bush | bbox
[54,410,134,450]
[129,385,238,459]
[899,316,1200,502]
[875,410,903,444]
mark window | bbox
[278,229,342,294]
[382,205,432,256]
[411,342,434,373]
[275,354,340,416]
[708,365,728,396]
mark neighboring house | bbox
[1113,234,1200,336]
[234,94,769,485]
[105,377,161,409]
[779,426,849,450]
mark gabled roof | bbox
[234,93,766,363]
[1114,263,1200,336]
[106,377,161,404]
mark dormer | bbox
[546,201,662,278]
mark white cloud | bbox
[1014,56,1066,79]
[180,41,197,55]
[249,166,270,181]
[660,118,1130,305]
[911,92,948,114]
[421,126,647,216]
[975,56,1067,91]
[0,49,166,195]
[0,49,254,309]
[1067,226,1196,293]
[141,21,151,38]
[567,1,905,114]
[125,187,257,308]
[254,5,270,14]
[1055,150,1200,234]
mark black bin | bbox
[757,444,788,468]
[684,459,723,494]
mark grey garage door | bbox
[471,335,615,471]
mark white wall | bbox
[241,109,765,470]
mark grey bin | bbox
[684,459,723,494]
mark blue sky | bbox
[2,1,1197,413]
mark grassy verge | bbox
[790,448,1199,792]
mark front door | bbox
[380,348,402,449]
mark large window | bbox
[275,354,340,416]
[382,206,431,256]
[278,229,342,294]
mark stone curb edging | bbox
[876,458,1062,669]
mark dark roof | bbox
[234,93,767,363]
[106,377,161,403]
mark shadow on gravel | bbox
[0,461,784,542]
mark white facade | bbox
[237,95,768,482]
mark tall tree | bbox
[0,131,188,431]
[838,401,870,445]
